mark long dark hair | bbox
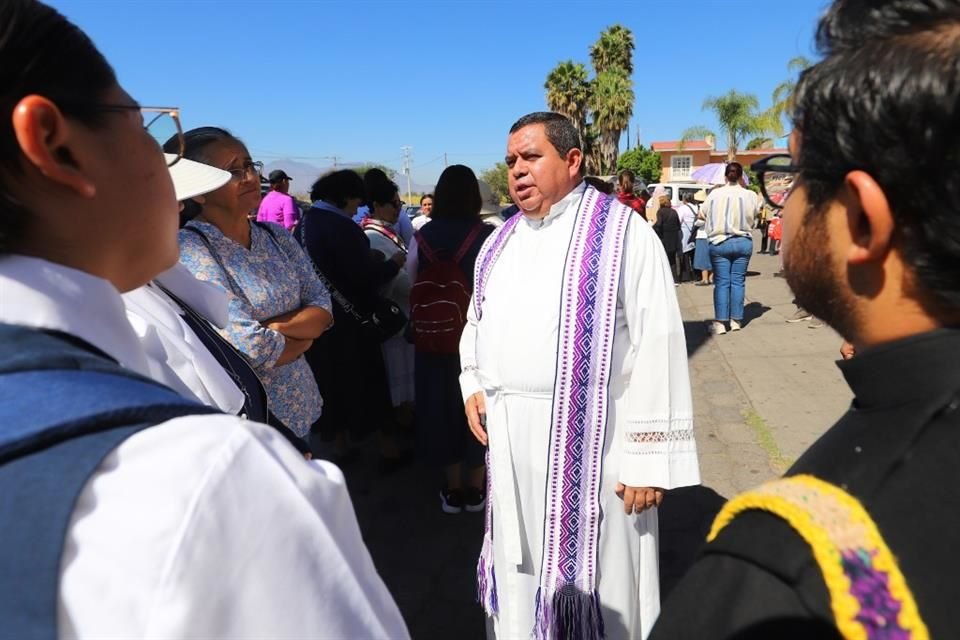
[0,0,117,251]
[431,165,482,221]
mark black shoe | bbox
[441,489,464,514]
[464,487,486,513]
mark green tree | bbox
[767,56,812,127]
[746,137,773,150]
[589,24,635,76]
[590,70,634,174]
[682,90,782,161]
[480,162,509,203]
[352,163,397,180]
[617,146,661,184]
[545,60,591,140]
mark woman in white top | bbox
[0,2,406,637]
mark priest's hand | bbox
[615,483,664,515]
[465,392,488,446]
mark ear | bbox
[567,148,584,177]
[12,95,96,199]
[843,170,894,265]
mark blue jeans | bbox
[709,236,753,321]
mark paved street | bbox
[326,233,853,639]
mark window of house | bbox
[672,155,692,179]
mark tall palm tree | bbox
[767,56,813,125]
[589,24,635,76]
[544,60,591,140]
[590,70,634,174]
[582,124,603,176]
[682,90,782,161]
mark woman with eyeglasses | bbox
[172,127,333,439]
[361,177,415,421]
[0,1,406,636]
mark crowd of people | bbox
[3,0,960,638]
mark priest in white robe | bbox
[460,112,700,640]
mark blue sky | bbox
[53,0,828,186]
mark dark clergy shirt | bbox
[650,328,960,640]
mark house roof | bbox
[708,148,789,157]
[652,140,712,151]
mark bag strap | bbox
[181,225,248,305]
[0,363,217,640]
[454,225,484,262]
[361,218,407,254]
[296,211,368,325]
[413,230,437,263]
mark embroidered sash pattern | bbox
[470,187,633,640]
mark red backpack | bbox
[410,225,483,354]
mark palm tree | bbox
[544,60,591,140]
[582,124,603,176]
[589,24,635,76]
[682,90,782,161]
[768,56,812,126]
[590,70,634,174]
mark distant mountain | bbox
[262,159,330,195]
[263,158,434,198]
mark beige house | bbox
[651,136,788,182]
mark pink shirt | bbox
[256,191,300,231]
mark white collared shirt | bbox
[122,263,246,414]
[0,255,408,640]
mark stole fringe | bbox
[476,533,498,615]
[533,584,605,640]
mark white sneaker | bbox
[709,321,727,335]
[730,320,742,331]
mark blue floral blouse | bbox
[178,220,331,436]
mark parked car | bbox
[644,182,713,206]
[401,204,421,221]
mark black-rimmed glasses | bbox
[55,102,184,167]
[751,154,802,209]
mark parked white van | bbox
[644,182,713,207]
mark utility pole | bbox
[400,146,412,201]
[443,152,448,168]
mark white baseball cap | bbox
[165,154,231,201]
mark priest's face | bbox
[506,124,582,217]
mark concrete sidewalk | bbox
[335,236,854,638]
[678,246,852,497]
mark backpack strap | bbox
[181,224,247,302]
[413,230,437,263]
[454,225,484,263]
[709,475,929,640]
[0,326,218,640]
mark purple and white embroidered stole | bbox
[473,187,631,640]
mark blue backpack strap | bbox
[0,329,220,640]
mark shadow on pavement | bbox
[743,301,772,325]
[336,439,729,638]
[684,320,711,358]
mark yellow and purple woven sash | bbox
[474,187,632,640]
[711,475,929,640]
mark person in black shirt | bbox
[651,1,960,638]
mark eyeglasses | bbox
[224,161,264,182]
[55,102,184,167]
[751,154,802,209]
